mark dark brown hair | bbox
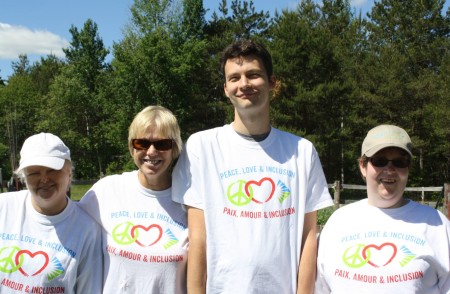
[220,39,273,80]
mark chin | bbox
[380,197,404,208]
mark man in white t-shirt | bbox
[172,39,333,293]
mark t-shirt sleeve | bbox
[78,185,102,225]
[172,139,204,210]
[439,214,450,292]
[75,214,104,293]
[305,146,333,213]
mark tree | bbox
[63,19,109,92]
[362,0,450,184]
[112,0,221,143]
[39,19,110,179]
[11,55,31,76]
[269,0,359,183]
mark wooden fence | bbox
[328,181,449,219]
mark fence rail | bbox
[327,183,443,192]
[328,181,449,219]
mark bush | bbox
[317,206,335,226]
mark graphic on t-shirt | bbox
[0,246,23,273]
[331,230,427,285]
[16,250,48,276]
[131,224,163,247]
[363,243,396,267]
[112,221,179,249]
[226,177,291,206]
[342,242,415,269]
[0,246,65,280]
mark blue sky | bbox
[0,0,425,79]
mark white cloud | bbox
[0,23,69,59]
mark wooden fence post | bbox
[334,180,340,210]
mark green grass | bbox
[317,206,335,226]
[69,184,92,201]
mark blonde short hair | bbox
[128,106,182,159]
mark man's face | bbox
[223,55,275,115]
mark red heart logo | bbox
[245,177,275,204]
[16,250,49,276]
[131,224,163,247]
[362,242,397,267]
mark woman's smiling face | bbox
[132,127,174,191]
[360,147,410,208]
[24,161,72,215]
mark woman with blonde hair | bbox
[79,106,187,293]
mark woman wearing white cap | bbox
[315,125,450,293]
[78,106,187,293]
[0,132,103,293]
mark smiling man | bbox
[0,132,102,293]
[172,39,333,293]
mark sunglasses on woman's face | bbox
[131,139,173,151]
[368,157,410,168]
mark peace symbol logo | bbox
[0,246,23,273]
[362,242,397,267]
[245,177,275,204]
[227,180,253,206]
[131,224,163,247]
[342,244,370,268]
[16,250,49,276]
[112,221,139,245]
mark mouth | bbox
[237,90,257,98]
[37,185,56,197]
[143,159,162,166]
[380,178,396,184]
[38,184,54,191]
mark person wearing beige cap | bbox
[315,125,450,293]
[0,132,103,293]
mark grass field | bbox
[70,184,92,201]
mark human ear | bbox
[359,159,367,182]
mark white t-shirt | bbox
[0,190,102,293]
[315,198,450,294]
[172,124,333,293]
[79,171,188,294]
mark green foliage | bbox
[69,184,92,201]
[317,206,335,226]
[0,0,448,187]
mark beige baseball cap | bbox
[361,125,413,157]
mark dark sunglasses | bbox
[132,139,173,151]
[368,157,410,168]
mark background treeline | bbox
[0,0,449,190]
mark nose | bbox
[145,144,158,155]
[239,76,251,88]
[40,173,50,183]
[385,161,396,171]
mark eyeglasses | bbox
[131,139,173,151]
[368,157,410,168]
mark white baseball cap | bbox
[18,133,71,172]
